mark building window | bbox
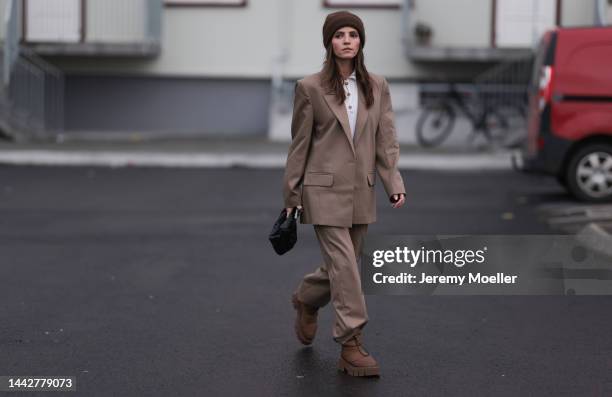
[323,0,401,8]
[165,0,246,7]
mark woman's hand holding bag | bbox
[269,207,302,255]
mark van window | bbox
[529,33,556,93]
[530,38,548,93]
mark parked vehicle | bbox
[514,26,612,202]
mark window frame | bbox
[322,0,401,9]
[164,0,247,8]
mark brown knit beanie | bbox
[322,11,366,49]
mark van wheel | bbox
[566,144,612,202]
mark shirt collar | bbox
[343,70,356,83]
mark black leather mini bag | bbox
[269,207,301,255]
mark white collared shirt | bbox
[343,70,358,139]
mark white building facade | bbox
[0,0,605,140]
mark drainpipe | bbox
[531,0,539,49]
[595,0,607,25]
[268,0,293,140]
[401,0,413,55]
[3,0,18,89]
[271,0,292,93]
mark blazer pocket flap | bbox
[367,172,376,186]
[304,172,333,187]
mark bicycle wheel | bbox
[416,103,455,148]
[482,110,508,147]
[479,107,526,149]
[494,105,527,148]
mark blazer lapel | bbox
[353,86,369,147]
[322,90,355,155]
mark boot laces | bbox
[344,333,363,347]
[350,334,369,356]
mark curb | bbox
[575,222,612,259]
[0,150,514,170]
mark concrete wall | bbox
[411,0,492,48]
[11,0,606,136]
[46,0,600,81]
[561,0,597,27]
[282,1,414,78]
[48,0,414,79]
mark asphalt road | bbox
[1,166,611,396]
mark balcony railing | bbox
[0,0,64,140]
[22,0,163,57]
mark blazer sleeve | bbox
[375,77,406,198]
[282,80,314,208]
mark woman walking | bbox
[282,10,406,377]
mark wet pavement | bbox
[1,166,611,396]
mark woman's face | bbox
[331,26,360,60]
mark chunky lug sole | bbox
[292,293,314,345]
[337,357,380,377]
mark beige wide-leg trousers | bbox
[295,224,369,344]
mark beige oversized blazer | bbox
[283,71,406,228]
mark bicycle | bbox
[415,84,525,149]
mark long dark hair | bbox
[321,44,374,108]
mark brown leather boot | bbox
[338,333,380,377]
[291,293,318,345]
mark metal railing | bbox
[473,56,535,114]
[0,0,165,140]
[418,56,534,123]
[24,0,163,46]
[2,0,19,88]
[0,46,64,140]
[0,0,64,140]
[415,55,535,149]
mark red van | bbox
[515,26,612,202]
